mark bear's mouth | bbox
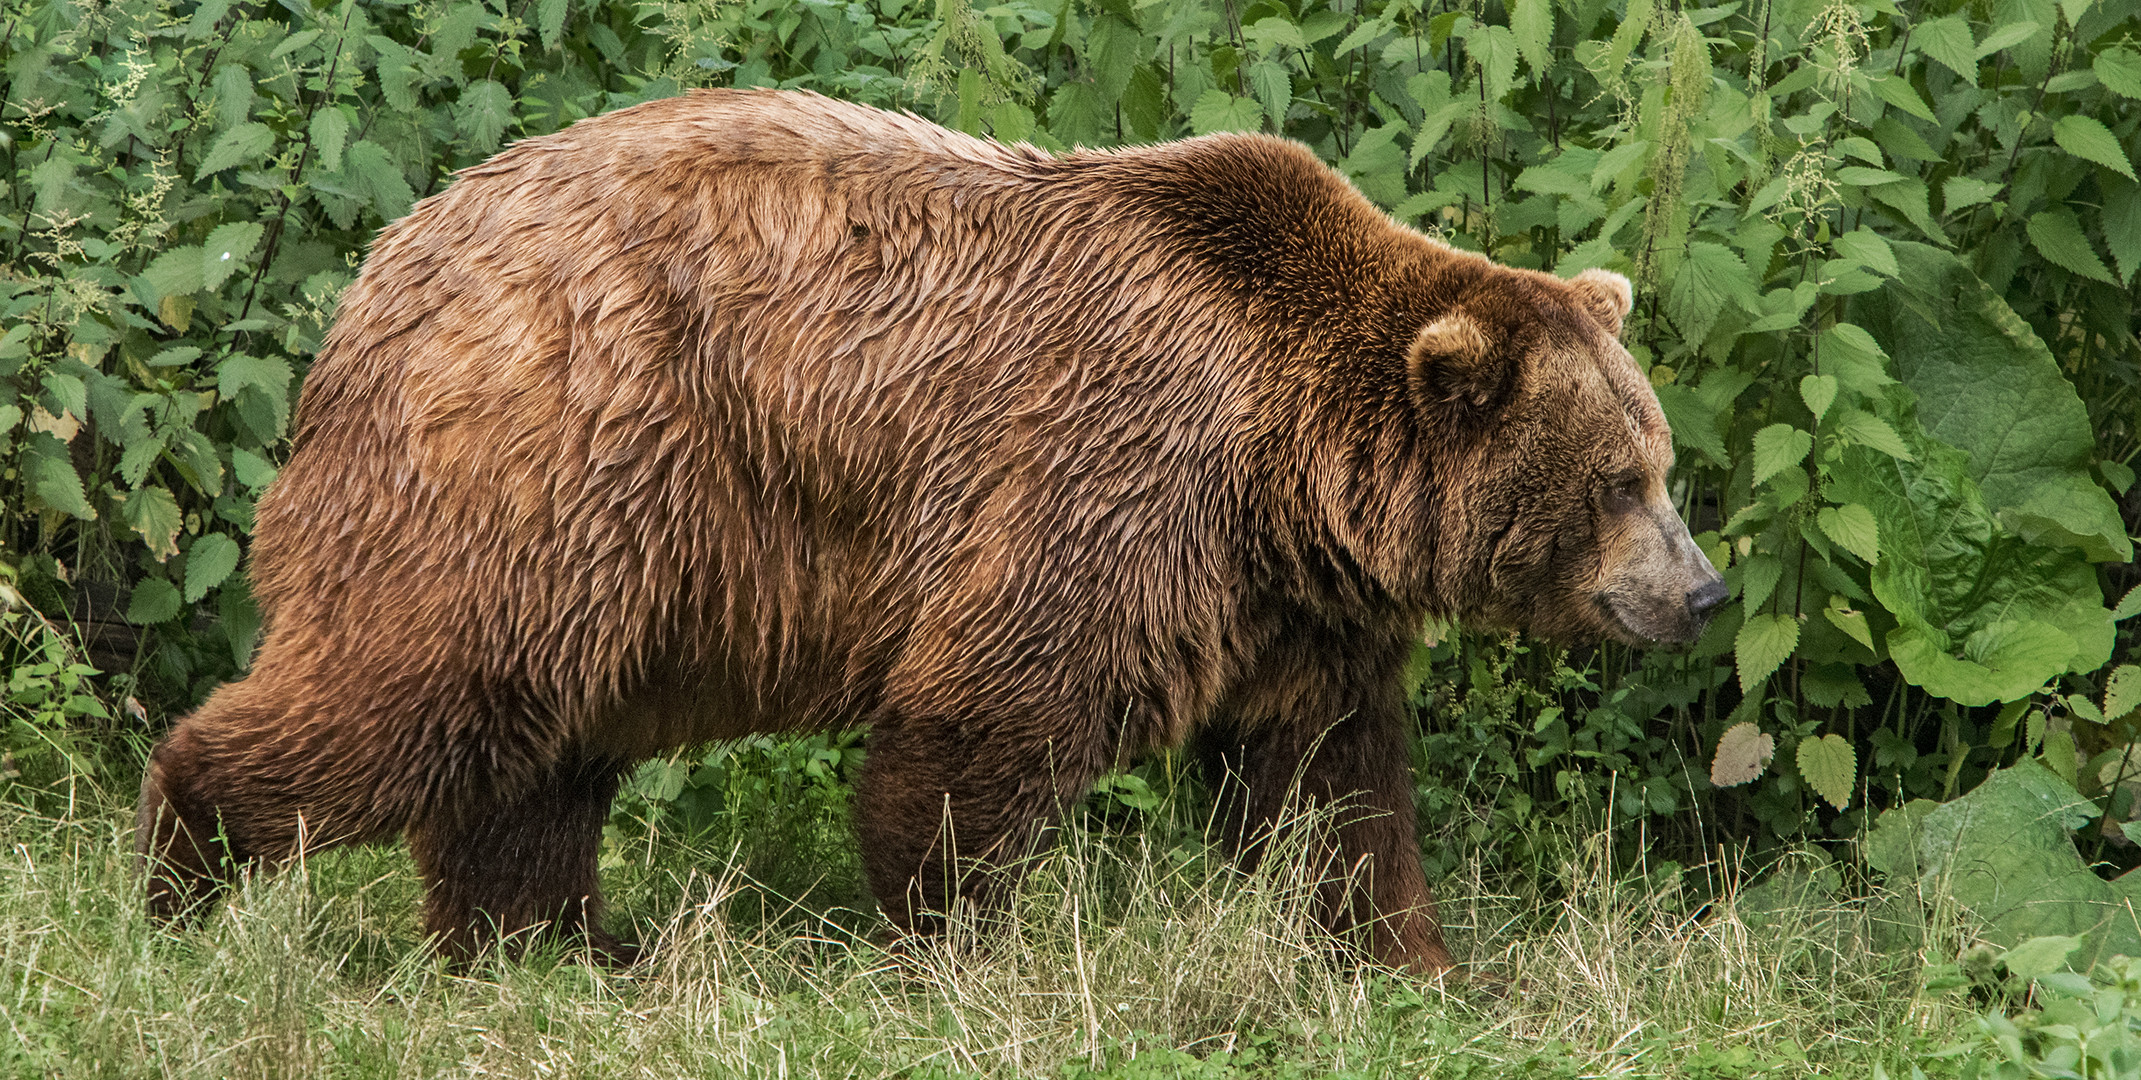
[1595,591,1694,650]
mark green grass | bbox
[0,769,1974,1079]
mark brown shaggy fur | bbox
[136,89,1721,972]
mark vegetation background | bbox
[1,0,2139,1071]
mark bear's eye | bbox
[1600,473,1645,515]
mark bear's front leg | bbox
[406,756,633,964]
[1201,666,1455,976]
[855,721,1108,939]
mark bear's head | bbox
[1408,267,1727,647]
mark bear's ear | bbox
[1407,311,1511,410]
[1568,269,1633,340]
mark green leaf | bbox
[2028,210,2116,283]
[1334,18,1388,56]
[2097,45,2141,99]
[1870,179,1945,241]
[119,435,165,487]
[1751,424,1812,486]
[201,221,264,291]
[1827,411,2111,704]
[184,533,241,603]
[1736,612,1799,693]
[1836,166,1905,186]
[1942,175,2002,212]
[348,140,416,221]
[1797,733,1856,811]
[1800,374,1838,421]
[126,578,183,625]
[1189,89,1262,135]
[21,433,93,520]
[218,353,295,439]
[1858,242,2131,562]
[122,485,183,561]
[455,80,516,154]
[1665,242,1757,343]
[143,245,206,301]
[1512,0,1553,74]
[195,122,275,178]
[2104,664,2141,720]
[2051,115,2136,180]
[232,447,279,490]
[1466,23,1519,103]
[1819,503,1880,565]
[1998,935,2084,980]
[1915,15,1978,81]
[1740,553,1783,614]
[2104,178,2141,284]
[1826,596,1876,652]
[1974,22,2040,59]
[1246,60,1291,128]
[1088,16,1145,102]
[1834,409,1913,460]
[311,106,349,174]
[1818,323,1897,395]
[538,0,569,50]
[1869,74,1934,121]
[1242,15,1305,52]
[1834,227,1898,276]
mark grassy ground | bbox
[0,765,1975,1079]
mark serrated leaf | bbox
[455,80,515,154]
[347,140,416,221]
[1189,89,1262,134]
[1820,323,1897,395]
[1798,733,1856,811]
[1834,409,1914,460]
[1871,179,1945,241]
[1752,424,1813,486]
[2097,45,2141,99]
[2104,179,2141,285]
[1837,166,1905,187]
[1512,0,1552,74]
[1467,23,1519,103]
[201,221,264,291]
[184,533,241,603]
[311,106,349,173]
[1741,553,1783,614]
[1665,242,1758,343]
[122,485,183,561]
[143,245,206,301]
[1246,60,1291,128]
[1243,15,1306,52]
[1974,22,2039,59]
[1915,16,1977,81]
[1943,175,2002,212]
[170,429,222,495]
[119,435,163,487]
[1826,596,1876,651]
[2051,115,2135,181]
[538,0,569,50]
[2117,585,2141,620]
[232,447,279,490]
[1737,611,1800,693]
[2106,665,2141,720]
[1835,227,1898,276]
[1869,74,1934,121]
[1710,721,1775,787]
[2028,210,2117,284]
[195,121,275,178]
[218,353,294,438]
[1800,374,1838,420]
[1818,503,1880,565]
[21,433,93,520]
[126,578,182,625]
[1335,17,1387,56]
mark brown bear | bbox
[136,88,1725,973]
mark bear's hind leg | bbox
[407,756,631,964]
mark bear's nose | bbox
[1686,579,1730,623]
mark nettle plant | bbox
[3,0,2136,854]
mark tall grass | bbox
[0,770,1969,1078]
